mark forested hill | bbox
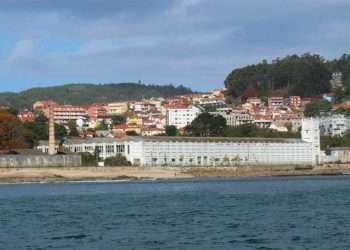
[224,53,350,99]
[0,83,193,109]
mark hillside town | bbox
[0,53,348,167]
[16,79,350,140]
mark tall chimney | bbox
[48,106,56,155]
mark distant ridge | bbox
[0,83,193,109]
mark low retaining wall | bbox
[0,155,82,168]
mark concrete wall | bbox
[0,155,82,168]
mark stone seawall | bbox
[0,155,82,168]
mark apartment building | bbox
[288,96,301,108]
[106,102,128,116]
[268,97,284,109]
[53,105,88,124]
[210,109,253,127]
[166,104,202,128]
[87,104,107,120]
[319,114,349,137]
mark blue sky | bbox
[0,0,349,92]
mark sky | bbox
[0,0,349,92]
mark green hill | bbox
[0,83,193,109]
[224,53,350,99]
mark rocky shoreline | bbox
[0,165,349,184]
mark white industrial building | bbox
[38,119,320,166]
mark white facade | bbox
[38,138,127,160]
[210,110,253,127]
[319,114,349,137]
[136,138,314,166]
[301,118,320,165]
[166,105,202,128]
[37,119,320,166]
[53,106,88,124]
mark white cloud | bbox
[8,38,36,63]
[0,0,350,92]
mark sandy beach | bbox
[0,167,192,183]
[0,164,349,183]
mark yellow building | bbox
[106,102,128,116]
[127,116,143,126]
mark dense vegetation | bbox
[185,113,227,137]
[321,135,350,150]
[185,113,300,138]
[0,83,193,109]
[81,152,98,166]
[224,124,300,139]
[0,109,32,150]
[23,113,67,144]
[225,53,350,99]
[0,109,71,151]
[162,125,177,136]
[304,100,332,117]
[104,154,132,166]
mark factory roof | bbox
[38,136,305,146]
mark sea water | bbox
[1,176,350,249]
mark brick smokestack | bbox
[48,106,56,155]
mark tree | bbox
[186,113,227,137]
[225,53,331,98]
[285,122,293,133]
[24,113,67,144]
[104,154,131,166]
[55,123,67,139]
[224,124,254,137]
[68,120,79,137]
[0,109,32,150]
[126,131,138,136]
[304,100,331,117]
[165,125,177,136]
[81,152,98,166]
[320,134,350,150]
[223,124,300,138]
[110,115,126,125]
[242,85,257,100]
[95,120,109,131]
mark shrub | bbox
[104,154,131,167]
[81,152,98,166]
